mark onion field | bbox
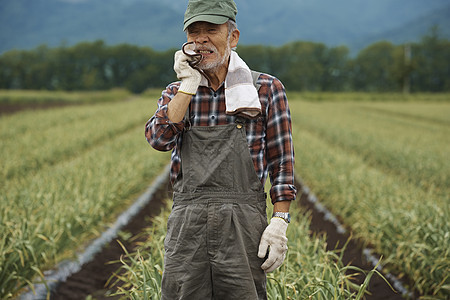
[110,191,379,300]
[111,93,449,299]
[1,90,448,299]
[0,90,169,298]
[289,93,449,298]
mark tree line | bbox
[0,27,448,93]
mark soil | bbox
[6,105,416,299]
[0,102,81,115]
[49,179,415,300]
[49,181,172,300]
[297,189,417,300]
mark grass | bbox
[0,88,131,105]
[109,180,378,299]
[0,90,169,298]
[287,91,450,103]
[288,94,450,298]
[2,90,448,299]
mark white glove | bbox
[258,217,288,273]
[174,50,202,95]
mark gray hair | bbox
[227,19,238,50]
[227,19,238,35]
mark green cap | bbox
[183,0,237,31]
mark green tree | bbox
[320,45,351,91]
[411,26,450,92]
[1,34,448,93]
[0,50,22,89]
[237,45,274,75]
[148,48,178,88]
[351,41,398,92]
[272,41,327,91]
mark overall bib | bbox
[161,118,268,299]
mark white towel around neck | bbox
[199,51,261,118]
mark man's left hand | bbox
[257,217,288,273]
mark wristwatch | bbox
[272,212,291,223]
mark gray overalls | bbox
[161,115,268,299]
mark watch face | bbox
[283,213,291,223]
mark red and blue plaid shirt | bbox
[145,73,296,203]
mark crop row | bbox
[110,190,377,299]
[289,97,449,298]
[2,91,448,299]
[1,92,140,179]
[0,88,130,105]
[0,93,169,298]
[290,99,449,196]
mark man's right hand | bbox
[174,50,202,95]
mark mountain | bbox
[353,4,450,50]
[0,0,186,52]
[0,0,449,54]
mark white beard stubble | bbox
[198,37,232,72]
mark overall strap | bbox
[184,103,192,131]
[251,70,262,91]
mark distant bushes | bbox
[0,41,175,93]
[238,27,449,93]
[0,27,448,93]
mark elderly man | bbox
[145,0,296,298]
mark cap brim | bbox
[183,15,229,31]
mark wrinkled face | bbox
[186,21,239,71]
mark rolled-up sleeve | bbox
[145,83,185,151]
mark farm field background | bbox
[0,90,449,299]
[0,89,170,298]
[288,94,449,298]
[110,182,379,300]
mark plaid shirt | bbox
[145,73,296,203]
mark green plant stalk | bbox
[289,98,449,298]
[0,94,168,298]
[110,194,378,299]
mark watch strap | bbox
[272,212,291,223]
